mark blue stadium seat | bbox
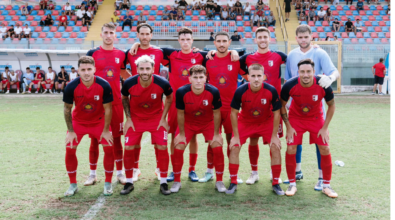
[0,5,5,10]
[358,38,365,44]
[52,38,59,44]
[319,32,326,38]
[116,32,121,38]
[42,26,50,32]
[133,21,138,26]
[32,32,38,38]
[245,38,254,44]
[348,16,355,21]
[12,5,19,10]
[150,10,156,15]
[373,38,381,43]
[343,5,350,10]
[130,5,136,10]
[8,21,15,26]
[199,16,206,21]
[58,26,65,32]
[236,21,243,26]
[238,32,244,38]
[375,16,382,21]
[243,15,250,21]
[73,27,81,32]
[270,32,275,38]
[55,5,62,10]
[229,26,236,32]
[316,5,322,10]
[45,10,52,15]
[382,27,389,32]
[367,26,374,32]
[19,16,26,21]
[36,38,44,44]
[33,16,41,21]
[354,46,362,51]
[214,15,220,21]
[77,32,85,38]
[123,26,130,32]
[4,15,11,21]
[244,26,252,32]
[177,21,183,26]
[169,27,176,32]
[129,32,137,38]
[200,27,206,32]
[378,32,385,38]
[158,5,164,10]
[120,38,127,44]
[366,10,373,15]
[67,38,75,44]
[144,5,150,10]
[47,32,54,38]
[311,27,317,32]
[62,32,70,38]
[207,21,213,26]
[163,21,169,26]
[349,32,356,38]
[147,21,154,26]
[30,10,37,15]
[339,26,345,32]
[1,10,8,15]
[333,32,341,38]
[16,11,22,16]
[56,46,65,50]
[363,32,370,38]
[20,38,27,43]
[192,22,199,26]
[135,10,141,15]
[192,10,199,16]
[264,11,270,16]
[386,21,390,26]
[185,16,192,21]
[371,21,378,26]
[339,11,346,15]
[352,11,359,16]
[68,21,75,26]
[120,11,127,16]
[362,16,368,21]
[330,5,336,11]
[300,21,307,25]
[343,38,351,44]
[156,16,162,21]
[369,5,376,10]
[324,27,331,32]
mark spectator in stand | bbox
[90,0,98,11]
[295,0,302,11]
[55,67,68,93]
[191,0,200,10]
[137,13,146,24]
[386,3,390,15]
[39,0,47,10]
[229,8,237,20]
[283,0,292,21]
[114,0,122,10]
[345,18,356,35]
[111,11,120,26]
[334,36,338,41]
[41,14,54,26]
[230,30,241,41]
[346,0,353,5]
[80,0,88,8]
[256,0,264,8]
[227,0,236,11]
[244,2,251,15]
[209,32,214,41]
[163,8,170,20]
[356,0,364,13]
[206,6,214,19]
[213,3,222,17]
[170,7,178,20]
[310,1,317,9]
[47,1,54,10]
[333,0,339,5]
[5,25,15,40]
[58,12,68,28]
[121,0,129,10]
[234,0,243,15]
[266,11,276,26]
[88,3,97,14]
[83,8,93,28]
[22,67,34,93]
[176,9,184,20]
[308,8,317,22]
[317,7,327,21]
[0,23,7,40]
[302,0,310,10]
[325,36,330,41]
[199,0,206,10]
[178,0,189,12]
[214,0,222,7]
[122,13,133,31]
[332,18,340,31]
[299,11,307,24]
[21,3,31,15]
[173,0,179,10]
[13,23,23,40]
[326,8,333,21]
[372,58,386,95]
[256,6,263,17]
[206,0,215,10]
[260,14,268,27]
[64,3,73,16]
[221,7,229,20]
[354,18,363,32]
[75,7,87,23]
[250,11,260,27]
[28,67,44,94]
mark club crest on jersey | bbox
[250,107,263,118]
[178,66,190,80]
[312,95,318,101]
[94,95,100,101]
[203,100,208,106]
[115,58,120,64]
[228,65,232,71]
[151,93,157,99]
[268,60,273,67]
[261,99,266,104]
[82,102,96,113]
[191,59,196,64]
[150,55,155,60]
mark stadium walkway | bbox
[85,0,116,41]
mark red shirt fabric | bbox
[204,53,241,111]
[121,75,173,121]
[176,84,222,126]
[373,62,386,77]
[281,76,334,120]
[59,15,67,22]
[126,46,168,76]
[87,46,126,105]
[231,82,281,123]
[162,48,208,91]
[63,76,113,125]
[240,50,287,96]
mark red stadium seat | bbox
[0,16,4,21]
[131,26,137,32]
[363,5,369,10]
[33,5,40,10]
[366,38,373,43]
[5,5,12,10]
[359,10,366,15]
[128,38,135,43]
[65,26,73,32]
[341,32,348,38]
[250,5,255,10]
[133,16,139,20]
[236,16,242,21]
[128,11,134,15]
[185,10,192,15]
[31,21,38,26]
[356,32,363,38]
[12,38,19,43]
[192,26,198,32]
[381,38,388,43]
[373,11,379,15]
[29,38,35,43]
[113,38,119,44]
[244,21,250,26]
[184,21,191,26]
[264,6,270,10]
[322,21,329,26]
[336,5,342,10]
[165,5,171,10]
[137,5,143,10]
[192,16,199,21]
[60,38,67,44]
[80,26,87,32]
[161,27,167,32]
[245,32,252,38]
[37,10,44,15]
[370,32,378,38]
[308,21,315,26]
[52,11,59,16]
[76,38,83,44]
[44,38,51,43]
[76,21,82,26]
[345,11,352,15]
[71,16,76,20]
[199,22,206,26]
[170,21,176,26]
[368,16,375,21]
[200,10,206,15]
[382,16,389,21]
[151,5,157,10]
[237,26,243,32]
[154,22,161,26]
[354,16,361,20]
[311,32,318,38]
[54,32,62,38]
[115,11,120,15]
[121,32,128,38]
[350,5,356,10]
[379,21,386,26]
[365,21,372,26]
[34,26,42,32]
[148,16,155,21]
[376,5,383,10]
[341,16,347,21]
[12,16,19,21]
[143,10,149,16]
[374,27,382,32]
[361,27,367,32]
[70,32,77,38]
[332,11,339,16]
[326,32,333,37]
[214,21,221,26]
[50,26,57,32]
[157,10,163,15]
[317,27,324,32]
[116,26,122,32]
[39,32,46,38]
[351,38,358,43]
[323,5,328,10]
[385,32,390,38]
[207,27,214,32]
[27,15,34,21]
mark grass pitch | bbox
[0,95,390,219]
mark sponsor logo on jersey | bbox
[250,107,263,117]
[312,95,318,101]
[178,66,190,80]
[203,100,208,106]
[115,58,120,64]
[82,102,97,113]
[191,59,196,64]
[150,55,155,60]
[268,60,273,67]
[261,99,266,104]
[94,95,100,101]
[139,102,153,108]
[216,73,230,88]
[151,93,157,99]
[194,110,204,116]
[300,103,313,114]
[103,66,117,81]
[228,65,232,71]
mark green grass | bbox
[0,95,390,219]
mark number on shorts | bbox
[278,124,283,133]
[120,122,123,132]
[125,137,129,143]
[164,131,168,140]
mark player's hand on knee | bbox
[100,130,114,146]
[174,134,186,146]
[286,127,297,144]
[65,131,78,147]
[317,128,329,144]
[270,135,281,150]
[157,119,170,131]
[123,118,135,134]
[229,137,241,150]
[210,134,223,147]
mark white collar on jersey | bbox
[297,46,314,55]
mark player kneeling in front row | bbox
[280,59,337,198]
[63,56,115,197]
[172,65,225,193]
[227,64,284,195]
[121,55,173,195]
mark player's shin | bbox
[248,145,259,174]
[229,147,240,185]
[206,145,214,171]
[212,146,224,182]
[319,150,332,187]
[103,145,115,183]
[270,147,282,186]
[173,148,185,182]
[89,138,100,173]
[316,144,323,179]
[113,136,124,174]
[157,146,170,184]
[189,136,198,173]
[124,146,135,183]
[65,147,78,184]
[286,148,297,185]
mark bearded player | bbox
[63,56,115,197]
[171,65,225,193]
[281,59,337,198]
[85,23,131,186]
[239,27,287,184]
[121,55,173,195]
[283,25,340,191]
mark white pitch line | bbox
[81,134,151,220]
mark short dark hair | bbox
[297,58,315,69]
[26,67,30,69]
[5,67,9,69]
[255,27,271,37]
[36,67,40,70]
[189,65,206,76]
[295,24,312,35]
[48,66,52,69]
[137,23,153,33]
[380,58,384,62]
[78,56,95,67]
[71,67,75,69]
[214,31,230,40]
[101,22,116,31]
[61,66,65,68]
[178,27,193,37]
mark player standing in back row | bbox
[239,27,287,184]
[85,23,131,186]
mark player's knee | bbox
[125,145,137,150]
[270,145,280,154]
[156,145,167,150]
[318,145,330,155]
[287,145,297,154]
[175,144,186,150]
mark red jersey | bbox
[239,50,287,95]
[281,76,334,120]
[59,15,67,22]
[162,48,207,91]
[373,62,386,77]
[231,82,281,123]
[87,46,126,106]
[63,76,113,125]
[176,84,222,126]
[204,53,241,111]
[35,71,43,80]
[121,74,173,121]
[126,46,168,76]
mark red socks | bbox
[157,148,170,178]
[89,138,99,170]
[212,147,224,181]
[248,145,259,171]
[172,149,185,182]
[65,147,78,184]
[154,147,159,168]
[286,152,297,184]
[7,82,20,90]
[134,147,141,170]
[206,146,214,169]
[123,149,135,179]
[103,146,115,183]
[271,164,281,186]
[321,154,332,185]
[49,83,53,90]
[113,137,123,171]
[229,163,239,185]
[189,153,198,172]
